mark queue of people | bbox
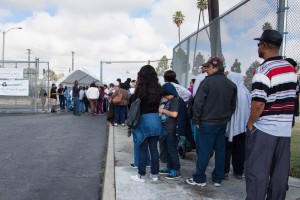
[125,30,298,200]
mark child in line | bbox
[158,83,181,179]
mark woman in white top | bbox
[87,82,100,116]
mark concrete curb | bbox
[102,125,116,200]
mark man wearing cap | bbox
[186,57,237,187]
[193,63,209,97]
[245,30,297,199]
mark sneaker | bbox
[223,173,229,180]
[130,164,138,168]
[121,123,125,126]
[113,123,118,126]
[165,170,181,180]
[150,174,158,182]
[146,165,151,168]
[159,166,170,175]
[233,173,243,179]
[186,178,206,187]
[214,182,221,187]
[130,174,146,183]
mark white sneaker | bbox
[130,174,146,183]
[186,178,206,187]
[150,174,158,182]
[214,182,221,187]
[121,123,125,126]
[113,123,118,126]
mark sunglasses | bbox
[257,42,264,47]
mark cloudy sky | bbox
[0,0,242,83]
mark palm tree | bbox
[197,0,209,38]
[173,11,185,43]
[193,0,209,75]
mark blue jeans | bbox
[138,136,159,176]
[161,129,180,171]
[66,98,71,111]
[80,100,85,113]
[193,122,226,184]
[114,105,126,124]
[73,97,80,115]
[133,133,151,166]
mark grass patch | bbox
[291,125,300,178]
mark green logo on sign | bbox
[2,82,7,87]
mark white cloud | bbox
[0,0,245,83]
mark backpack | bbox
[112,91,122,104]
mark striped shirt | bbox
[252,56,297,137]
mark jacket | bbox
[192,72,237,125]
[111,88,129,106]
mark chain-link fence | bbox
[172,0,300,178]
[0,59,50,113]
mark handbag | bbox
[127,96,141,128]
[112,91,122,104]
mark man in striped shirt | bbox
[245,29,297,200]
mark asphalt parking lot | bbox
[0,113,108,200]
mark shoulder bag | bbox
[127,95,141,128]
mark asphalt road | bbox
[0,113,108,200]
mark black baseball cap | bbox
[254,29,283,47]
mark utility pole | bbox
[71,51,74,71]
[27,49,31,78]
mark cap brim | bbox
[202,62,210,67]
[254,37,261,41]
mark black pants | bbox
[224,133,245,175]
[59,97,65,110]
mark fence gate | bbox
[0,58,50,114]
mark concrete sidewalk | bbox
[103,125,300,200]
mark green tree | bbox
[244,60,260,90]
[43,69,64,82]
[262,22,273,31]
[231,59,241,73]
[173,11,185,43]
[156,55,169,76]
[192,52,205,76]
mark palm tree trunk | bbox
[178,26,181,43]
[202,11,210,39]
[192,11,202,75]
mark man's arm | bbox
[247,100,265,131]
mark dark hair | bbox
[119,83,126,89]
[163,70,176,82]
[103,84,108,88]
[137,65,162,106]
[191,79,195,84]
[90,82,97,87]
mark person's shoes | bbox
[113,123,118,126]
[159,166,170,175]
[130,164,138,168]
[130,174,146,183]
[223,173,229,180]
[233,173,243,179]
[186,178,206,187]
[146,165,151,168]
[150,174,158,182]
[178,146,185,159]
[165,170,181,180]
[121,123,125,126]
[213,182,221,187]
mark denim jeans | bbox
[138,136,159,176]
[66,98,71,111]
[73,97,80,115]
[133,133,151,166]
[79,100,85,113]
[161,129,180,171]
[59,97,65,110]
[193,122,226,184]
[114,105,126,124]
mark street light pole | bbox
[1,27,22,68]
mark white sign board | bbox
[0,68,23,79]
[0,80,29,96]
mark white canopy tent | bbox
[59,69,99,86]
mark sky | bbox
[0,0,242,83]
